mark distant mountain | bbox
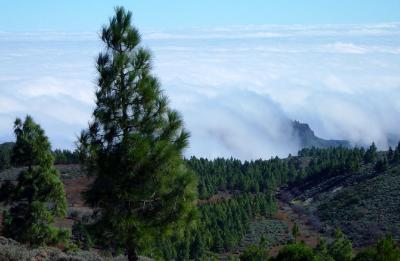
[292,121,349,149]
[0,142,14,154]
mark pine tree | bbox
[314,237,331,260]
[328,229,352,261]
[364,142,378,163]
[375,156,388,172]
[292,222,300,242]
[375,235,400,261]
[388,147,394,162]
[79,7,197,261]
[2,116,68,245]
[240,244,269,261]
[354,236,400,261]
[393,142,400,163]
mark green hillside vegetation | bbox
[239,231,400,261]
[281,144,400,247]
[1,140,400,259]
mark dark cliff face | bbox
[291,121,349,149]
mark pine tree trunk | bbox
[127,247,139,261]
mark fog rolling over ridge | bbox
[0,23,400,159]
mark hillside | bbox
[1,144,399,259]
[0,236,154,261]
[279,148,400,247]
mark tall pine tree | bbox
[79,7,197,261]
[2,116,68,245]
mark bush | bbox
[271,243,316,261]
[239,244,268,261]
[328,229,352,261]
[72,222,93,250]
[354,236,400,261]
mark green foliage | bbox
[314,166,400,245]
[353,248,377,261]
[239,244,269,261]
[375,235,400,261]
[292,222,300,242]
[364,142,377,163]
[0,142,79,170]
[354,236,400,261]
[314,238,334,261]
[79,7,197,260]
[72,222,93,250]
[153,153,297,259]
[375,156,389,172]
[272,243,317,261]
[2,116,68,246]
[271,236,398,261]
[53,149,79,165]
[242,218,290,250]
[200,193,276,252]
[188,156,299,199]
[297,146,364,183]
[328,229,352,261]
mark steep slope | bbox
[279,152,400,247]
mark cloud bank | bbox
[0,23,399,159]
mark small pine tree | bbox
[393,142,400,163]
[271,243,315,261]
[354,235,400,261]
[375,235,400,261]
[2,116,68,245]
[292,222,300,242]
[314,237,334,261]
[260,235,269,247]
[240,244,269,261]
[364,142,378,163]
[328,229,352,261]
[79,7,197,261]
[388,147,394,162]
[375,157,388,172]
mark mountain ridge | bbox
[291,120,350,149]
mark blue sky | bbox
[0,2,400,159]
[1,0,400,31]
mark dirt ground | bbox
[269,199,322,256]
[63,176,93,207]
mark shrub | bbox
[239,244,268,261]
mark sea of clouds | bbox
[0,23,399,159]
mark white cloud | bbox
[1,22,400,157]
[326,42,367,54]
[16,77,94,105]
[0,96,26,113]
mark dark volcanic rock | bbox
[292,121,349,149]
